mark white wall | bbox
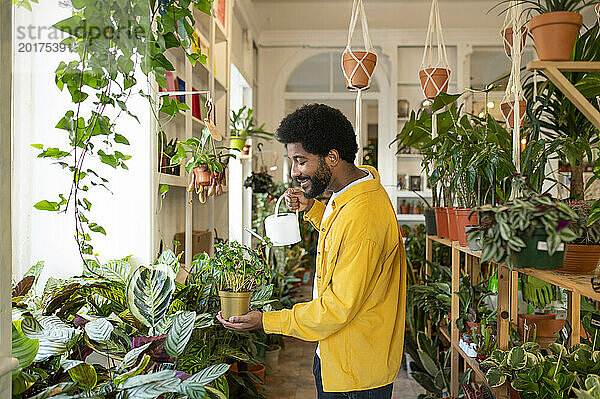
[12,2,154,283]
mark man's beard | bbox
[297,158,332,199]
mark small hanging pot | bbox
[419,67,451,99]
[500,100,526,128]
[501,26,528,58]
[342,50,377,90]
[193,165,212,187]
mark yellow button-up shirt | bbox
[262,166,407,392]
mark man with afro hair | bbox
[218,103,407,398]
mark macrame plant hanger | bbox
[341,0,376,164]
[500,0,526,178]
[419,0,451,99]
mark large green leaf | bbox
[486,367,507,388]
[158,250,179,276]
[121,370,177,389]
[118,342,152,372]
[12,320,39,371]
[123,377,181,398]
[165,311,196,358]
[85,318,114,342]
[101,259,131,284]
[68,363,97,391]
[178,381,207,399]
[34,316,78,361]
[126,264,175,330]
[114,354,151,386]
[507,346,527,370]
[188,363,230,385]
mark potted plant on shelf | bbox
[524,21,600,201]
[471,320,497,363]
[158,131,180,176]
[400,200,411,215]
[558,201,600,274]
[172,136,235,203]
[230,106,274,152]
[472,176,579,270]
[495,0,600,61]
[202,241,271,320]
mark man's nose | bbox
[290,163,301,179]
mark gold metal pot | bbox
[219,291,252,320]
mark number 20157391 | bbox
[18,42,70,52]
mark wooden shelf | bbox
[428,235,453,246]
[215,19,228,43]
[527,61,600,131]
[453,341,491,389]
[157,172,187,188]
[453,242,482,259]
[517,267,600,301]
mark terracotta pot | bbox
[413,206,422,215]
[230,363,266,391]
[435,207,449,238]
[502,26,528,57]
[557,244,600,274]
[457,208,478,247]
[400,205,411,214]
[419,68,451,99]
[466,321,481,335]
[529,11,582,61]
[517,314,563,339]
[501,100,527,128]
[341,51,377,89]
[193,165,212,187]
[447,207,459,242]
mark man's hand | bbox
[217,311,263,332]
[285,188,314,212]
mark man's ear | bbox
[326,149,340,167]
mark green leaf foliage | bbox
[126,264,175,330]
[165,311,196,358]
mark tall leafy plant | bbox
[31,0,213,262]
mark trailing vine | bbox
[31,0,213,262]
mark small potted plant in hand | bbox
[203,241,271,319]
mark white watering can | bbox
[264,194,302,246]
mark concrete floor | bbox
[264,336,425,399]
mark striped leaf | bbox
[194,313,214,329]
[118,342,152,372]
[122,377,181,399]
[177,382,207,399]
[60,359,83,372]
[89,285,127,309]
[85,318,114,342]
[12,320,39,371]
[158,250,179,275]
[21,316,43,339]
[101,259,132,284]
[35,316,79,361]
[68,362,97,391]
[188,363,230,386]
[114,354,151,386]
[126,264,175,330]
[121,370,176,389]
[165,311,196,358]
[28,382,77,399]
[168,299,186,314]
[12,275,35,298]
[206,385,228,399]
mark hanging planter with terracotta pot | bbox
[500,99,527,128]
[341,0,376,163]
[529,11,582,61]
[501,26,528,58]
[419,0,451,99]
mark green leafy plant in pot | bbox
[558,201,600,274]
[202,241,272,320]
[158,131,180,176]
[472,176,578,269]
[230,106,274,152]
[494,0,600,61]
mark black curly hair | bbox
[276,103,358,163]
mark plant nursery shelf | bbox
[453,242,482,259]
[527,61,600,131]
[428,235,452,247]
[157,172,187,188]
[517,267,600,302]
[452,341,491,390]
[397,214,425,222]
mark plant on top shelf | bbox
[230,106,274,152]
[523,21,600,201]
[471,175,579,269]
[493,0,600,62]
[200,241,273,320]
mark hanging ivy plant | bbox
[29,0,213,261]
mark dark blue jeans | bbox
[313,354,394,399]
